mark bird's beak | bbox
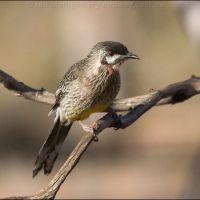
[125,52,140,60]
[113,52,140,65]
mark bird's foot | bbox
[107,108,122,130]
[78,121,98,142]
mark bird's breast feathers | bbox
[77,103,109,120]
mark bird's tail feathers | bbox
[33,118,72,177]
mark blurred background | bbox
[0,1,200,198]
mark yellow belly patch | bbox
[77,103,109,120]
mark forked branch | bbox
[1,69,200,199]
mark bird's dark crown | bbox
[90,41,129,56]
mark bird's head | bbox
[88,41,139,75]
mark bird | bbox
[32,41,139,177]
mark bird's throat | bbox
[106,64,113,76]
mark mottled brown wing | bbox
[51,58,87,111]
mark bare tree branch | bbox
[0,70,55,105]
[1,69,200,199]
[1,70,200,111]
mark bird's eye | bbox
[109,52,114,56]
[101,56,107,65]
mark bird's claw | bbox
[109,111,122,131]
[93,133,99,142]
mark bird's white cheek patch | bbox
[106,54,120,64]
